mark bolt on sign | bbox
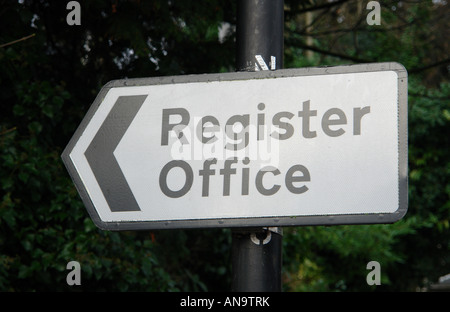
[61,63,408,230]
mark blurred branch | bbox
[291,0,350,14]
[287,36,450,76]
[306,20,416,37]
[0,126,17,136]
[286,38,371,63]
[0,33,36,48]
[409,91,450,100]
[409,57,450,74]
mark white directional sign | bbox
[62,63,408,230]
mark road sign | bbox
[62,62,408,230]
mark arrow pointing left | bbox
[84,95,147,212]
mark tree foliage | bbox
[0,0,448,291]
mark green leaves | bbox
[0,0,448,292]
[282,0,449,292]
[283,220,420,291]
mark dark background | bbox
[0,0,448,291]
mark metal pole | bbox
[232,227,283,292]
[236,0,284,72]
[232,0,284,292]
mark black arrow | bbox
[85,95,147,212]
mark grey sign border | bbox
[61,62,408,231]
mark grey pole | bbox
[232,0,284,292]
[236,0,284,72]
[231,227,283,292]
